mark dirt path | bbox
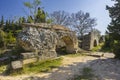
[0,52,120,80]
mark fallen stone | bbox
[21,52,36,59]
[11,60,23,70]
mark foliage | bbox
[113,42,120,59]
[0,15,24,49]
[106,0,120,58]
[3,20,22,37]
[35,7,46,23]
[0,16,4,29]
[0,19,22,49]
[27,16,34,23]
[0,65,7,73]
[24,0,46,23]
[24,0,41,18]
[0,29,7,48]
[92,43,104,52]
[101,32,113,52]
[6,32,16,44]
[18,17,26,24]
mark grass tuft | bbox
[65,53,87,57]
[9,57,63,75]
[0,65,7,74]
[92,43,104,52]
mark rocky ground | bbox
[0,52,120,80]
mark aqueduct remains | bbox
[17,23,78,60]
[81,31,101,50]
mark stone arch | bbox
[61,36,74,53]
[93,39,97,47]
[56,35,76,54]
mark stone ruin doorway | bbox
[56,36,75,55]
[93,40,97,47]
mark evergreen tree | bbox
[19,17,24,24]
[24,0,46,23]
[0,29,6,48]
[27,16,34,23]
[106,0,120,58]
[3,20,9,32]
[35,7,46,23]
[24,0,41,22]
[0,16,4,29]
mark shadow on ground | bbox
[22,57,120,80]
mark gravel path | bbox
[0,52,120,80]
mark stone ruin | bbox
[80,31,104,50]
[17,23,78,61]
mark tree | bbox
[0,29,6,48]
[106,0,120,58]
[0,16,4,29]
[49,11,70,26]
[24,0,46,23]
[27,16,34,23]
[70,11,97,37]
[35,7,46,23]
[18,17,26,24]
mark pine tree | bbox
[24,0,41,23]
[0,29,6,48]
[0,16,4,29]
[35,7,46,23]
[106,0,120,58]
[18,17,26,24]
[27,16,34,23]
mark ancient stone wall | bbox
[81,32,100,50]
[17,23,78,60]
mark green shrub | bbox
[0,29,7,48]
[100,34,113,52]
[0,65,7,73]
[113,43,120,59]
[6,32,16,44]
[92,43,104,52]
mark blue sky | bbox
[0,0,114,34]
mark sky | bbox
[0,0,114,34]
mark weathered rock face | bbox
[18,27,57,51]
[10,60,23,70]
[17,23,78,60]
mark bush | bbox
[6,32,16,45]
[92,43,104,52]
[101,34,113,52]
[113,43,120,59]
[0,29,6,48]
